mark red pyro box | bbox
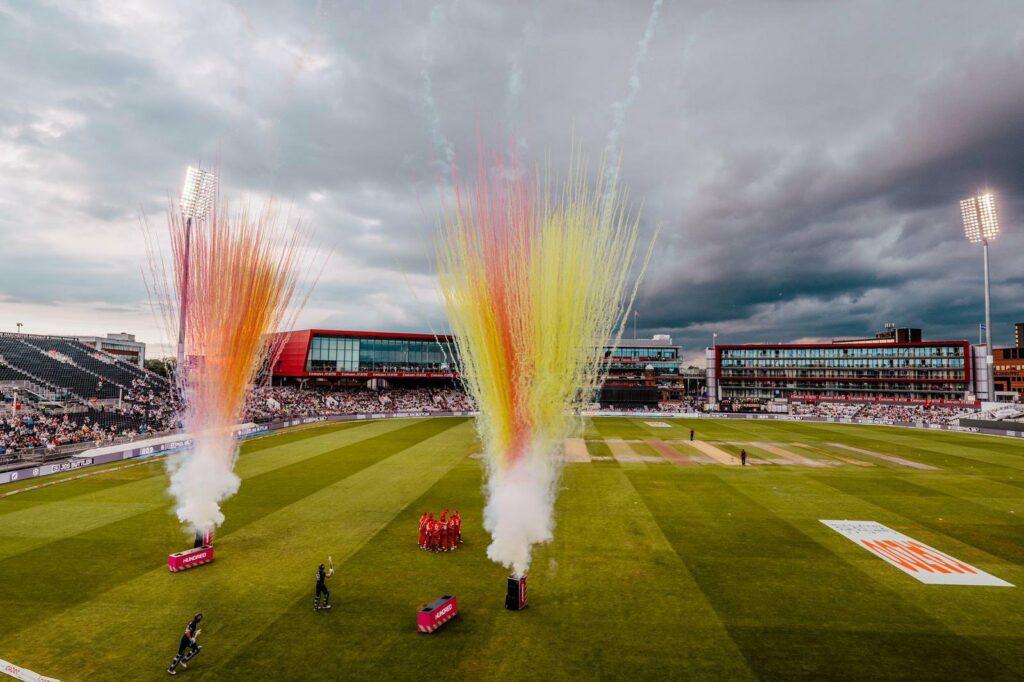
[417,595,458,633]
[168,545,215,573]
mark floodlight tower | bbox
[176,165,218,379]
[712,332,719,404]
[960,192,1000,401]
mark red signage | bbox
[307,371,457,379]
[788,395,978,407]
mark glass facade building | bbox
[600,338,694,404]
[604,341,682,374]
[306,334,457,374]
[271,330,691,397]
[715,342,971,400]
[608,346,679,361]
[270,330,459,382]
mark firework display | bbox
[148,188,309,536]
[436,149,651,576]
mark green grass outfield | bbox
[0,417,1022,680]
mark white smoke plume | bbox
[165,430,240,534]
[482,440,563,576]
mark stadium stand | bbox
[35,337,153,389]
[0,362,64,401]
[790,401,977,425]
[0,333,168,403]
[0,332,178,461]
[974,405,1024,422]
[245,386,473,421]
[790,403,863,419]
[0,367,996,464]
[0,335,117,400]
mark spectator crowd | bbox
[788,401,978,425]
[789,402,863,419]
[1,412,134,459]
[245,386,473,421]
[2,379,990,463]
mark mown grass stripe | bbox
[0,421,395,561]
[630,467,1015,679]
[0,419,463,642]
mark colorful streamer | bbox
[147,190,309,534]
[436,148,651,574]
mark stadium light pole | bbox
[960,191,1000,401]
[176,166,218,379]
[16,322,22,334]
[712,332,719,404]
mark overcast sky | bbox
[1,0,1022,365]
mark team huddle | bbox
[418,509,462,552]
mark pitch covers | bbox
[821,520,1013,587]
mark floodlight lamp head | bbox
[180,166,218,222]
[960,192,999,244]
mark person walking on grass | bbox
[689,428,694,441]
[741,448,747,466]
[167,613,203,675]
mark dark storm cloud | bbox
[0,0,1021,360]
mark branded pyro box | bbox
[505,575,527,611]
[168,546,214,573]
[417,595,458,633]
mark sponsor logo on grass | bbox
[821,520,1013,587]
[0,657,60,682]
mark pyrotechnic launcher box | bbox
[168,529,215,573]
[417,595,458,633]
[506,575,527,611]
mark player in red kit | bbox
[452,509,462,545]
[446,516,457,551]
[418,512,428,549]
[430,518,441,552]
[440,514,449,551]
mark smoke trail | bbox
[505,14,539,158]
[420,4,457,176]
[268,0,328,186]
[603,0,665,191]
[436,146,654,575]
